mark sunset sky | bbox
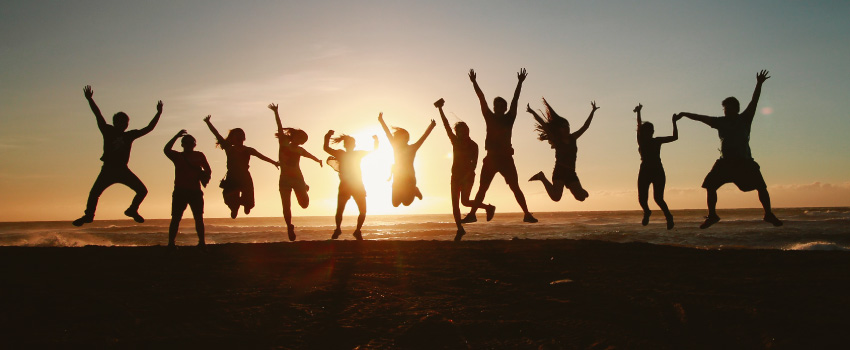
[2,0,849,222]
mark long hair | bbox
[533,98,569,142]
[218,128,245,148]
[277,128,308,145]
[331,134,353,144]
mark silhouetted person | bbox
[164,130,211,248]
[435,98,496,241]
[269,103,322,241]
[634,104,679,229]
[378,112,436,207]
[527,99,598,203]
[203,115,279,219]
[678,70,783,228]
[324,130,379,240]
[72,85,161,226]
[463,68,537,223]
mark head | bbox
[332,134,356,151]
[454,122,470,138]
[392,127,410,145]
[722,97,740,117]
[222,128,246,147]
[181,134,197,151]
[278,128,308,145]
[533,98,571,143]
[493,97,507,115]
[112,112,129,131]
[639,122,654,140]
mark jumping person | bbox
[678,70,782,228]
[203,115,279,219]
[435,98,496,241]
[527,99,598,204]
[164,130,212,248]
[378,112,436,207]
[268,103,322,241]
[324,130,379,240]
[463,68,537,223]
[634,104,679,229]
[73,85,162,226]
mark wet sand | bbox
[2,239,849,349]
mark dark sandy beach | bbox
[2,239,849,349]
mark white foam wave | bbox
[784,241,850,251]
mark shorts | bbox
[340,181,366,198]
[279,174,308,192]
[171,188,204,217]
[482,153,519,183]
[702,158,766,192]
[638,161,665,185]
[552,163,580,184]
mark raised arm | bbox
[634,103,643,140]
[435,99,456,142]
[526,103,547,126]
[323,130,340,157]
[250,148,279,168]
[413,119,437,150]
[377,112,394,142]
[164,129,186,154]
[372,135,379,151]
[268,103,284,135]
[469,69,491,117]
[744,69,770,116]
[83,85,108,131]
[657,114,680,144]
[203,115,228,148]
[573,101,600,139]
[509,68,528,116]
[138,100,163,136]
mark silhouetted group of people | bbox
[72,69,783,246]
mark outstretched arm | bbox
[83,85,108,131]
[678,112,715,126]
[138,100,163,136]
[435,99,456,143]
[164,129,186,154]
[509,68,528,116]
[413,119,437,150]
[378,112,394,142]
[573,101,600,139]
[301,148,323,167]
[744,69,770,116]
[268,103,284,135]
[203,115,228,148]
[250,148,279,168]
[526,103,547,126]
[469,69,491,117]
[657,114,680,144]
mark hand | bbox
[756,69,770,83]
[468,69,477,82]
[274,162,280,169]
[378,112,383,121]
[268,103,278,112]
[433,98,444,108]
[203,115,211,123]
[318,160,323,167]
[177,129,187,137]
[430,119,437,127]
[372,135,378,141]
[633,103,642,113]
[526,103,533,114]
[83,85,94,99]
[156,100,163,113]
[673,113,682,122]
[517,68,528,82]
[325,130,334,137]
[591,101,599,111]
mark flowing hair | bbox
[331,134,353,144]
[533,98,569,142]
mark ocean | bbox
[1,207,849,250]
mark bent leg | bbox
[294,188,309,209]
[119,169,148,213]
[467,164,496,217]
[538,173,565,202]
[84,169,118,217]
[501,160,530,213]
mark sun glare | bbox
[351,127,396,214]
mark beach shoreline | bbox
[2,239,849,349]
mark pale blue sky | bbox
[2,1,849,221]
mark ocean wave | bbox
[784,241,850,251]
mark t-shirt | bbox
[452,138,478,175]
[166,150,209,191]
[638,138,663,163]
[705,109,755,160]
[337,150,369,185]
[483,110,517,154]
[553,136,578,171]
[100,126,143,166]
